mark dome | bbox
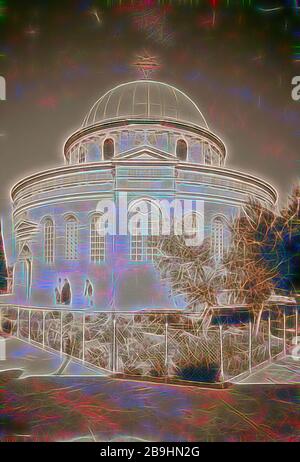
[83,80,208,129]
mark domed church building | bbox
[6,80,277,311]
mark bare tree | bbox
[224,199,280,336]
[155,200,279,336]
[155,233,225,329]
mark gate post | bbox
[268,311,271,360]
[28,309,31,342]
[0,337,5,361]
[82,313,85,363]
[17,307,20,338]
[112,315,117,373]
[42,311,46,348]
[249,320,252,373]
[283,310,286,355]
[165,316,169,376]
[296,307,298,343]
[60,311,63,356]
[219,324,224,382]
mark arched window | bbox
[90,214,105,263]
[19,244,32,299]
[129,200,161,262]
[176,139,188,161]
[44,218,55,264]
[103,138,115,160]
[212,216,225,262]
[65,215,79,260]
[130,220,144,262]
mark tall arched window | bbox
[103,138,115,160]
[19,244,32,299]
[176,139,188,161]
[130,220,144,262]
[129,200,161,262]
[90,214,105,263]
[212,216,225,262]
[44,218,55,264]
[65,215,79,260]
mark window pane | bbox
[212,217,224,262]
[103,138,114,160]
[176,139,187,161]
[44,219,54,264]
[65,218,78,260]
[91,215,105,263]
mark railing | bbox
[0,305,297,383]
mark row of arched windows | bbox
[103,138,188,161]
[73,138,191,163]
[42,213,226,265]
[76,139,115,163]
[43,215,105,264]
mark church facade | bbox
[5,80,277,311]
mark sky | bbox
[0,0,299,212]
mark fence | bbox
[0,304,298,383]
